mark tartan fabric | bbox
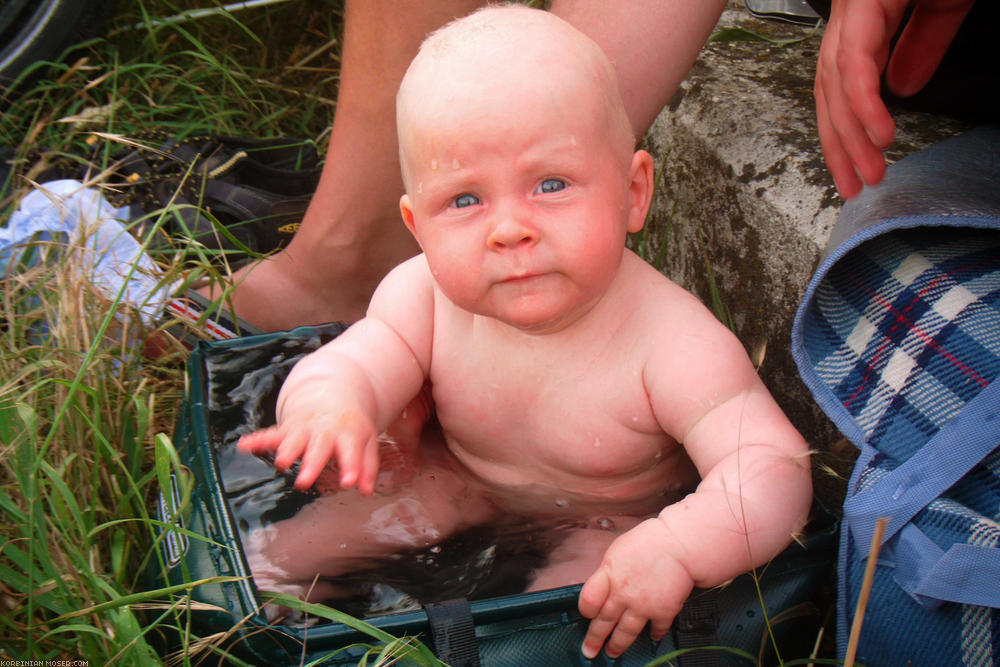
[792,126,1000,666]
[803,227,1000,461]
[802,228,1000,665]
[811,227,1000,544]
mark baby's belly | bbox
[445,435,699,520]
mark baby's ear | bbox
[626,149,654,234]
[400,194,417,237]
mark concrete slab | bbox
[639,2,972,501]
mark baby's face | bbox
[399,72,649,334]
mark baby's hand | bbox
[578,518,693,660]
[237,409,380,494]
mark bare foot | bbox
[196,207,418,331]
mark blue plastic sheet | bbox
[1,179,174,326]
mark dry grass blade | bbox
[843,517,889,667]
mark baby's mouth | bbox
[495,274,551,292]
[498,268,550,284]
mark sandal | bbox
[103,132,322,266]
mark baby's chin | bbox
[442,278,603,334]
[483,304,595,335]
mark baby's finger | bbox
[295,428,339,490]
[333,423,376,490]
[839,59,894,153]
[272,427,309,472]
[649,617,673,642]
[835,5,896,150]
[581,607,622,660]
[886,2,972,97]
[579,572,620,660]
[236,427,283,454]
[578,568,611,619]
[815,53,865,198]
[603,610,649,659]
[356,433,381,496]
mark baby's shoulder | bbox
[386,254,434,283]
[620,253,748,362]
[370,255,434,303]
[621,252,714,321]
[367,255,436,339]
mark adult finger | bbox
[822,20,893,185]
[815,79,865,198]
[835,1,901,149]
[885,1,974,96]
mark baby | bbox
[238,5,813,659]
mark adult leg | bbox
[550,0,726,138]
[200,0,482,330]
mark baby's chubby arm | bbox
[237,257,434,494]
[579,294,812,659]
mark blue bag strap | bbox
[844,378,1000,607]
[894,523,1000,608]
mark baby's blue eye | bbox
[453,193,480,208]
[538,179,566,194]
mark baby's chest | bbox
[430,348,666,472]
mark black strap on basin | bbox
[674,588,720,667]
[425,598,482,666]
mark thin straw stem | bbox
[843,517,889,667]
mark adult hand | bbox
[814,0,975,198]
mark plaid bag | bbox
[792,125,1000,666]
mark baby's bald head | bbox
[396,5,635,190]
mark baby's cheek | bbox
[430,264,485,311]
[568,235,624,281]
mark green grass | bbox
[0,2,448,663]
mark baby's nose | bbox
[487,216,539,250]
